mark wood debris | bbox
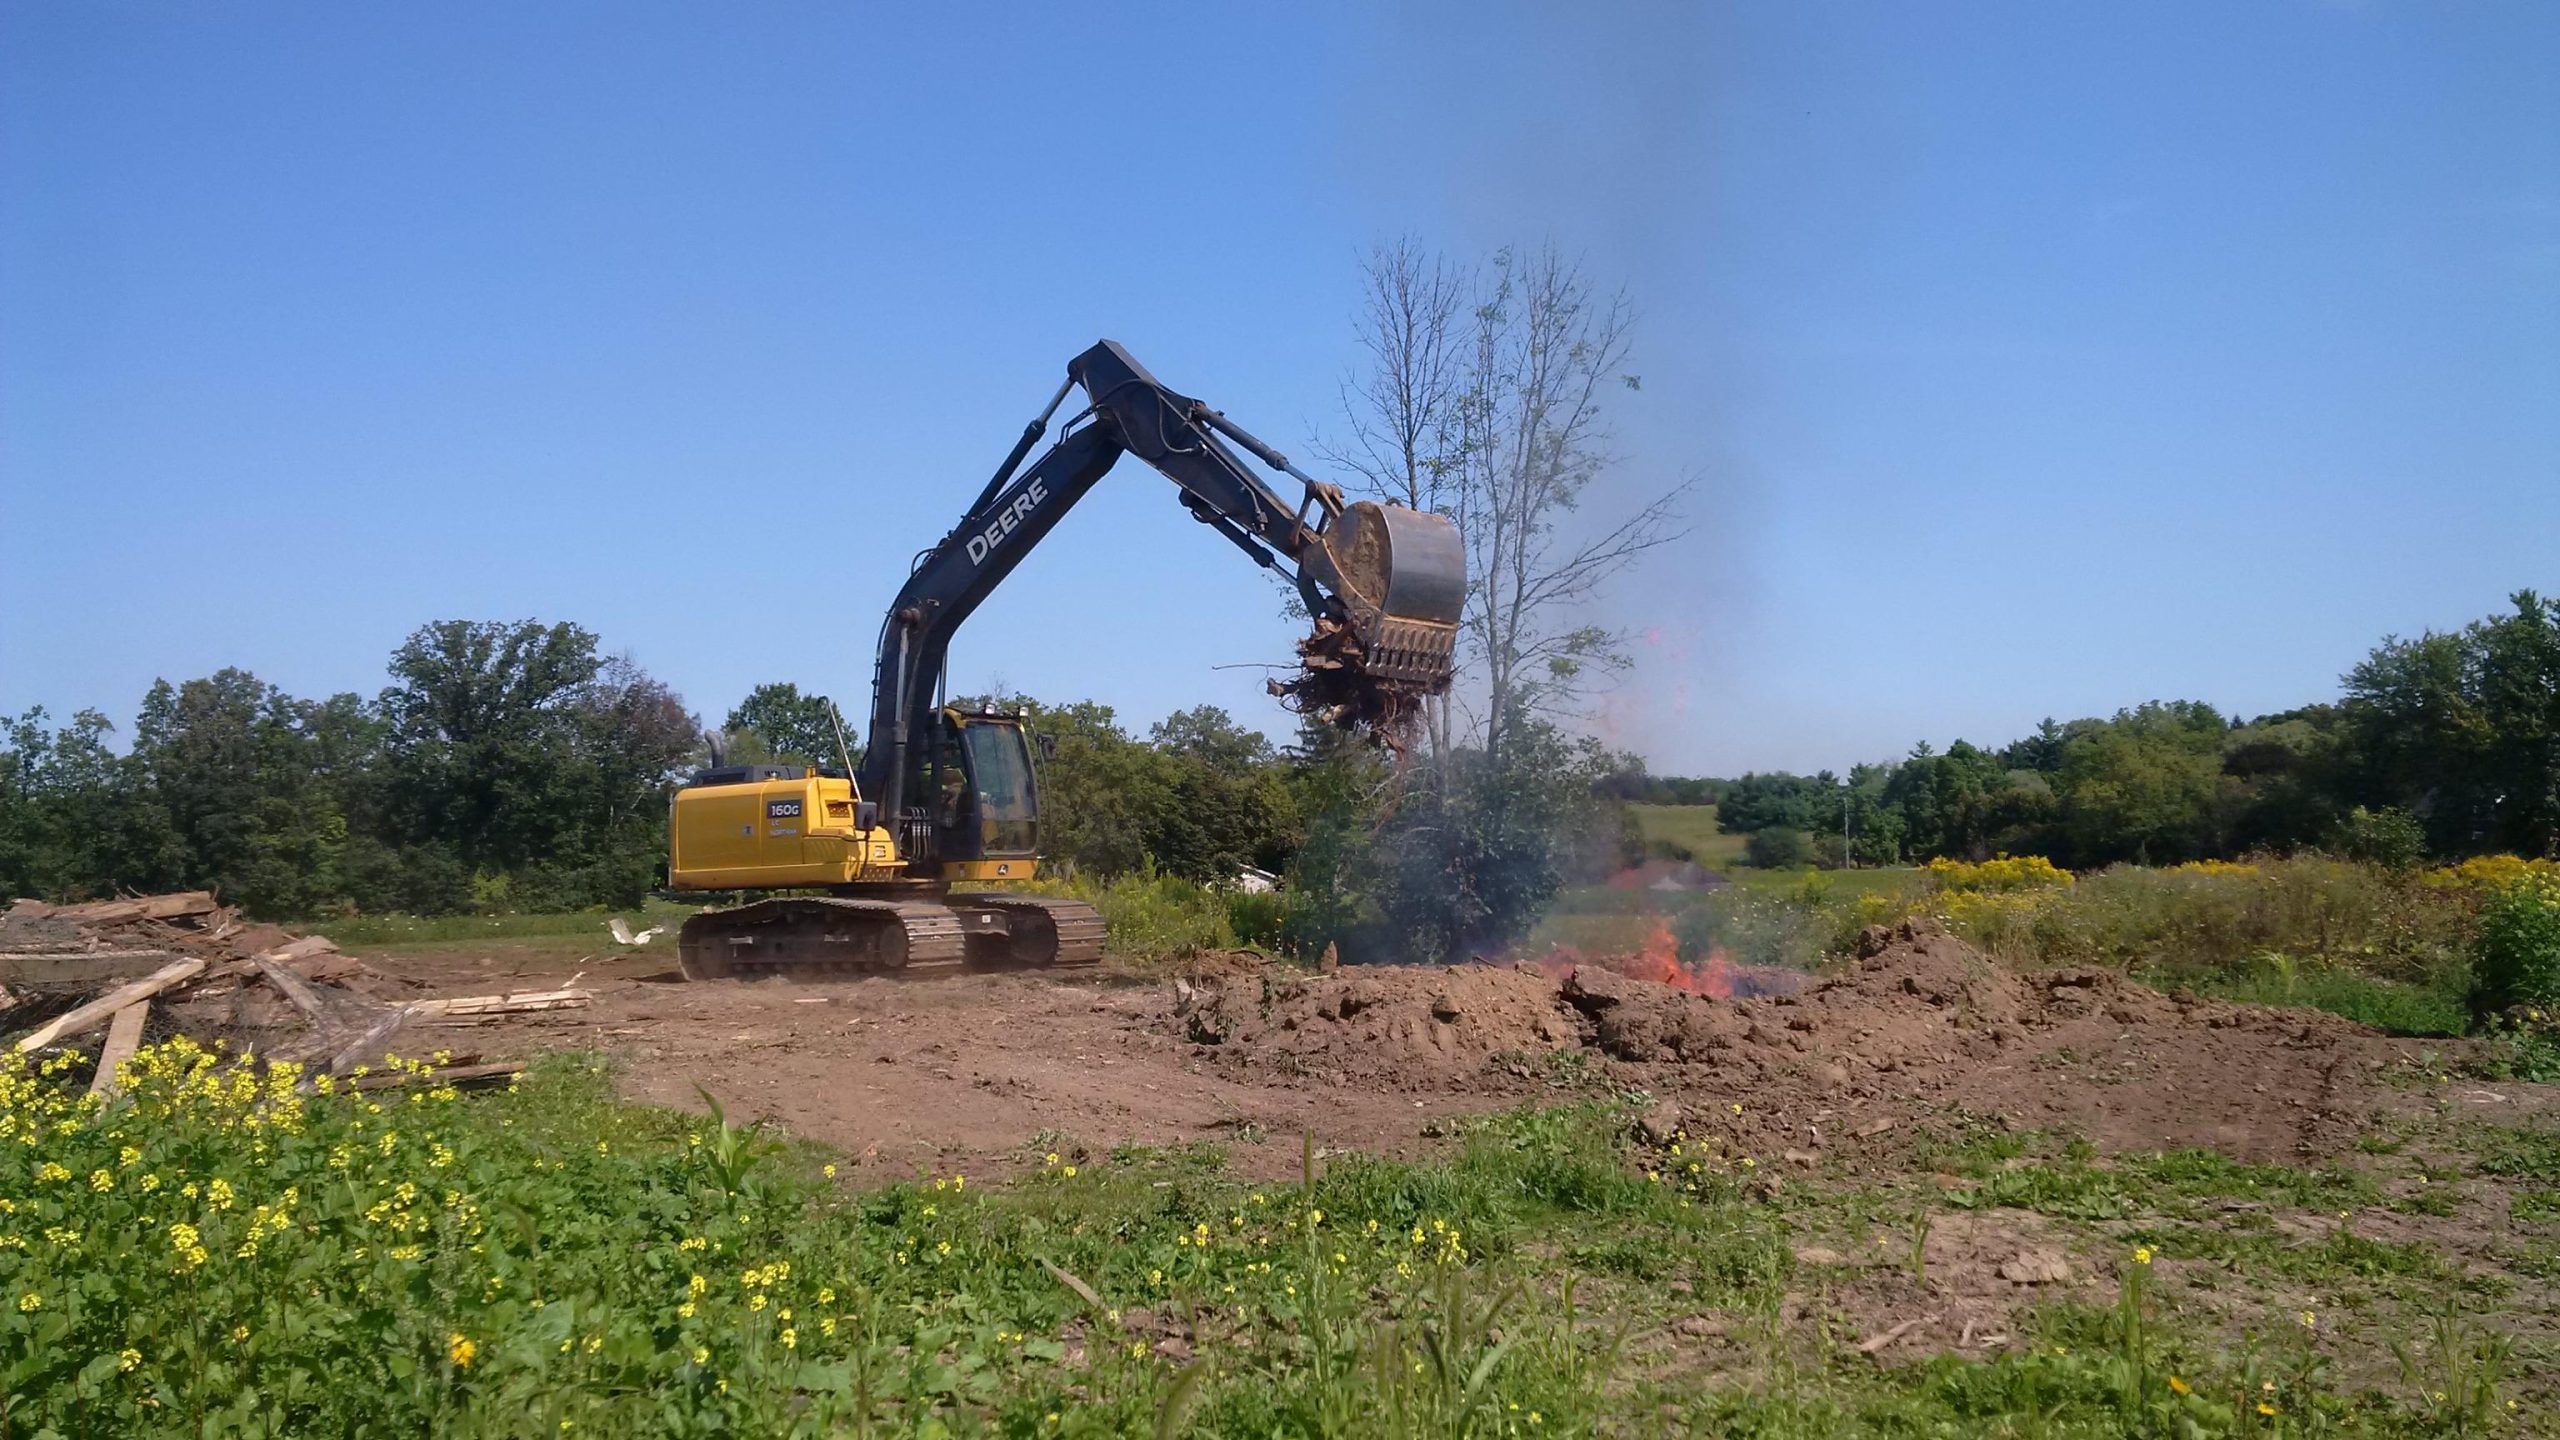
[2,890,546,1095]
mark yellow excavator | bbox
[664,341,1464,979]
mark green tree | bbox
[1144,707,1300,883]
[371,620,692,910]
[723,682,848,768]
[2053,702,2233,866]
[1743,826,1811,869]
[1364,715,1628,961]
[132,669,358,917]
[0,707,174,902]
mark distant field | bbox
[1730,865,1922,898]
[1627,802,1749,867]
[308,899,698,952]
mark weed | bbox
[2391,1305,2514,1436]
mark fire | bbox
[1529,917,1744,999]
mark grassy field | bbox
[306,900,701,953]
[1627,804,1750,870]
[8,1045,2546,1436]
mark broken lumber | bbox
[88,1002,150,1098]
[254,955,333,1023]
[409,988,591,1018]
[327,1005,416,1075]
[49,892,218,925]
[348,1061,524,1092]
[11,957,207,1052]
[0,948,188,963]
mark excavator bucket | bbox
[1279,500,1465,735]
[1326,501,1464,686]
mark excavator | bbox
[664,340,1464,979]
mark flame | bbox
[1529,918,1745,999]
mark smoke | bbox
[1336,2,1764,774]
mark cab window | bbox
[955,722,1038,857]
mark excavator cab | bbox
[926,707,1040,877]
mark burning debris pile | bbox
[1155,918,2385,1153]
[0,892,578,1091]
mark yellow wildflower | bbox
[2168,1375,2190,1396]
[448,1333,476,1367]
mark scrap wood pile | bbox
[0,891,586,1095]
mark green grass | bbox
[307,899,700,951]
[4,1046,2519,1437]
[2144,960,2473,1037]
[1628,803,1749,869]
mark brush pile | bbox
[0,891,567,1093]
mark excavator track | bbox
[676,894,1105,980]
[677,897,967,981]
[949,893,1106,969]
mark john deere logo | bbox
[966,479,1050,565]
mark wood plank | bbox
[10,958,206,1052]
[266,935,339,962]
[51,892,218,925]
[87,1002,150,1098]
[0,948,186,962]
[409,988,591,1018]
[348,1060,523,1091]
[327,1005,418,1075]
[253,955,333,1022]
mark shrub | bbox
[1926,855,2075,893]
[2336,805,2428,870]
[1742,827,1810,869]
[1031,866,1236,961]
[2472,872,2560,1017]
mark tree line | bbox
[1653,590,2559,870]
[1,621,697,917]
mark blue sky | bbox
[2,2,2552,775]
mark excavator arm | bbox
[858,339,1464,833]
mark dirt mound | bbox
[1154,918,2423,1160]
[1164,962,1587,1086]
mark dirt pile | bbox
[1155,918,2411,1158]
[1165,962,1584,1086]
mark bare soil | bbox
[351,918,2486,1181]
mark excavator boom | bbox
[669,340,1465,981]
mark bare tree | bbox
[1325,241,1687,770]
[1452,246,1688,771]
[1319,239,1471,754]
[1318,238,1469,514]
